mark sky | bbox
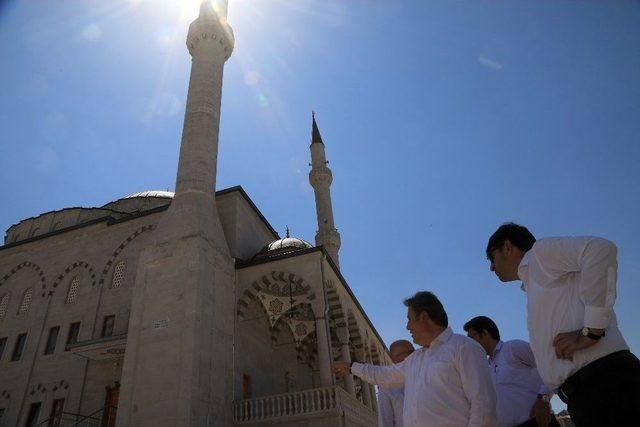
[1,0,639,411]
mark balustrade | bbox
[233,385,372,423]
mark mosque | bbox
[0,1,389,426]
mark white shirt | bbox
[378,386,404,427]
[352,327,497,427]
[489,340,548,427]
[518,236,629,390]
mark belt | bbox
[558,350,631,403]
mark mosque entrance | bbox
[103,386,119,427]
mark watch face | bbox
[581,327,589,336]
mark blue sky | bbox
[1,0,639,410]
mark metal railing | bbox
[35,406,109,427]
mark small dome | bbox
[254,236,313,260]
[263,237,312,252]
[124,190,175,199]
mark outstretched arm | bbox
[331,360,405,387]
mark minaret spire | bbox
[309,113,341,267]
[312,111,324,145]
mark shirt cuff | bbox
[350,362,364,377]
[584,306,613,330]
[538,384,553,396]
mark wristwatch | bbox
[581,327,605,341]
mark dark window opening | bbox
[48,398,65,427]
[44,326,60,355]
[0,337,7,361]
[242,374,252,399]
[25,402,41,427]
[102,315,115,338]
[66,322,81,349]
[11,333,27,361]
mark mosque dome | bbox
[261,237,313,253]
[124,190,175,199]
[253,229,313,261]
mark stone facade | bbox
[0,188,388,426]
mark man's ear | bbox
[503,239,513,255]
[419,311,430,323]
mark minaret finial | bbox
[311,111,324,145]
[285,226,290,238]
[199,0,228,19]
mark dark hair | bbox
[486,222,536,261]
[403,291,448,328]
[463,316,500,340]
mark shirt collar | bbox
[518,250,532,291]
[430,326,453,348]
[491,340,503,359]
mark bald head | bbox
[389,340,415,364]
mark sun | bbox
[129,0,235,23]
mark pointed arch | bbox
[98,224,154,286]
[0,261,47,296]
[51,261,96,296]
[236,271,316,322]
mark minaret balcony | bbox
[309,168,333,188]
[187,16,234,58]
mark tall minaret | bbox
[118,1,235,426]
[309,113,341,267]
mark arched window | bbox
[111,261,126,289]
[66,276,80,304]
[29,228,40,238]
[18,288,33,315]
[52,222,62,232]
[0,293,10,319]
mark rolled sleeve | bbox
[351,362,405,388]
[533,237,618,330]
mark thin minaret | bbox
[117,1,235,426]
[309,113,341,267]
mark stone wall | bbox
[0,212,158,426]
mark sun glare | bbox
[129,0,236,22]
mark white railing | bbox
[233,386,342,423]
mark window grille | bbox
[0,293,9,319]
[66,276,80,304]
[111,261,126,289]
[18,288,32,315]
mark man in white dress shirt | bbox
[486,223,640,427]
[377,340,415,427]
[332,291,497,427]
[464,316,559,427]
